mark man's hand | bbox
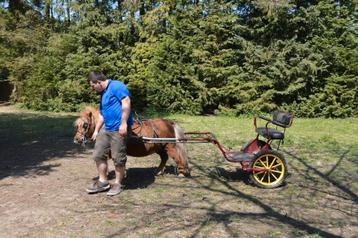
[91,130,99,141]
[92,113,104,141]
[119,123,127,137]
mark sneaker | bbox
[86,180,110,194]
[106,183,124,196]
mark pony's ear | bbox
[87,111,92,118]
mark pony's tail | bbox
[174,123,190,176]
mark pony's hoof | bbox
[177,173,185,178]
[155,171,165,176]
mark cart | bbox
[141,111,294,189]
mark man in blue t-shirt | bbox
[86,71,133,196]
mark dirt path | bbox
[0,105,357,238]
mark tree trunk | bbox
[140,0,145,16]
[117,0,122,11]
[9,0,26,14]
[66,0,71,23]
[45,1,51,19]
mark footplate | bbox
[227,151,254,162]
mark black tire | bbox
[249,150,287,189]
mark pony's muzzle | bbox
[73,136,87,146]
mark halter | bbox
[75,116,92,145]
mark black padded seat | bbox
[256,127,284,140]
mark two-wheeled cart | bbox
[142,111,294,188]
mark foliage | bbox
[0,0,357,117]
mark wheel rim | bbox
[252,154,285,186]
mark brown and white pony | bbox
[74,107,190,177]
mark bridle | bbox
[75,117,92,145]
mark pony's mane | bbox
[74,106,99,126]
[79,106,98,118]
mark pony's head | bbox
[73,107,97,145]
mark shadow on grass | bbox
[99,165,178,190]
[207,166,251,185]
[0,111,82,180]
[105,159,344,238]
[188,161,343,238]
[284,149,358,203]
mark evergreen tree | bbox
[0,0,356,117]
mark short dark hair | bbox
[88,71,107,82]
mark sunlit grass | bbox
[167,114,358,161]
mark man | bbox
[86,71,133,196]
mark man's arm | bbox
[119,96,131,136]
[91,113,104,141]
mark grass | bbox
[1,107,357,237]
[0,110,76,144]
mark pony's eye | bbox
[83,122,89,129]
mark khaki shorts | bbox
[92,128,130,167]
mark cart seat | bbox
[255,128,284,140]
[227,151,254,162]
[254,111,293,141]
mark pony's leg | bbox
[156,151,168,176]
[166,144,188,177]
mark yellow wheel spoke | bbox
[253,165,266,169]
[254,170,265,175]
[271,169,283,174]
[271,163,283,169]
[260,172,267,182]
[268,173,271,183]
[270,172,279,180]
[259,160,267,168]
[269,158,277,168]
[265,156,269,167]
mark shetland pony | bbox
[74,107,190,176]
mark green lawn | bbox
[169,114,358,191]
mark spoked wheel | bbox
[249,150,287,189]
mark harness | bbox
[131,113,159,139]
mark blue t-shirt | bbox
[100,80,133,132]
